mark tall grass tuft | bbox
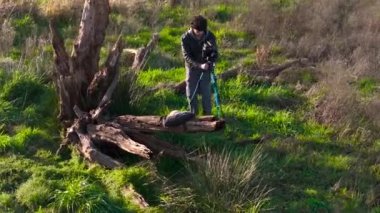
[15,177,53,210]
[52,178,122,213]
[186,146,270,212]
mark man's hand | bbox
[199,63,209,70]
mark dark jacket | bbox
[181,29,218,69]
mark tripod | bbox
[188,63,222,118]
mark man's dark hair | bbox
[191,15,207,32]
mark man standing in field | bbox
[181,15,218,115]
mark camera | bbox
[202,41,217,63]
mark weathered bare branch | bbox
[87,123,153,159]
[77,131,124,168]
[122,186,149,209]
[87,35,124,110]
[72,0,110,82]
[125,129,186,159]
[132,33,159,72]
[49,21,70,76]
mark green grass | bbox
[0,70,57,128]
[125,29,153,48]
[0,2,379,212]
[271,0,299,11]
[128,61,376,212]
[11,15,37,47]
[0,126,55,154]
[358,77,378,96]
[0,192,14,211]
[52,178,122,213]
[215,27,251,48]
[159,26,186,54]
[137,67,185,87]
[159,6,189,27]
[16,176,53,210]
[202,4,235,23]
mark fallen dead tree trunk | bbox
[155,58,310,94]
[116,115,225,133]
[244,58,310,79]
[51,0,224,170]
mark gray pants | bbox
[186,67,211,115]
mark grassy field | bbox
[0,0,379,212]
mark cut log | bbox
[115,115,225,133]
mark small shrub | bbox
[358,78,378,96]
[52,178,122,213]
[0,70,57,127]
[11,15,37,47]
[1,72,45,108]
[203,4,234,23]
[0,161,31,193]
[15,177,53,210]
[0,193,13,209]
[11,126,54,154]
[0,134,12,152]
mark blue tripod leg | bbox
[210,69,222,118]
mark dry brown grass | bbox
[38,0,84,19]
[235,0,380,140]
[0,19,15,56]
[184,147,269,212]
[256,44,271,68]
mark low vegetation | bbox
[0,0,379,212]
